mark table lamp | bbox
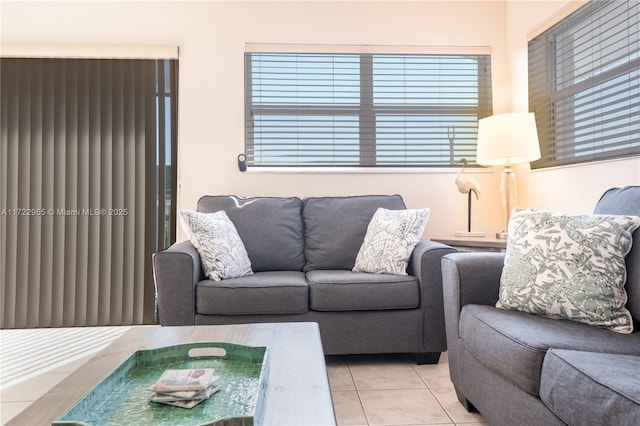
[476,112,541,239]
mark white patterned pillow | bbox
[353,208,430,275]
[497,208,640,334]
[179,209,253,281]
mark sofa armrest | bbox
[408,240,458,353]
[152,240,204,325]
[441,252,504,387]
[442,252,504,312]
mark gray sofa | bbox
[153,194,456,363]
[442,186,640,425]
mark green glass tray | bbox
[53,342,269,426]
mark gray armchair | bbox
[442,186,640,425]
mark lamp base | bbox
[500,166,516,240]
[455,231,486,237]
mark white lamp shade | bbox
[476,112,541,166]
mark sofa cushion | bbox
[307,270,419,311]
[302,195,406,271]
[459,304,640,397]
[197,195,305,272]
[353,207,430,275]
[497,208,640,334]
[540,350,640,425]
[593,186,640,325]
[196,271,308,315]
[179,209,253,281]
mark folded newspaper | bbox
[148,368,221,409]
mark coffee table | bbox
[6,322,335,425]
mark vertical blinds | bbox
[1,57,177,328]
[529,0,640,168]
[245,52,492,167]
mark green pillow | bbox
[497,208,640,334]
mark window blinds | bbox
[1,57,177,328]
[529,0,640,168]
[245,52,492,167]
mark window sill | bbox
[244,166,492,174]
[530,155,640,173]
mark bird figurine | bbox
[454,158,481,199]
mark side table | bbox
[431,236,507,252]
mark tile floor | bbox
[1,327,487,425]
[327,353,486,426]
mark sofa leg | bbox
[454,386,477,412]
[413,352,441,365]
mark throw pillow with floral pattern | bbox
[497,208,640,334]
[179,209,253,281]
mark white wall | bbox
[3,0,637,240]
[179,1,511,238]
[2,0,509,238]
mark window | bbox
[529,0,640,168]
[245,50,492,167]
[156,59,178,250]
